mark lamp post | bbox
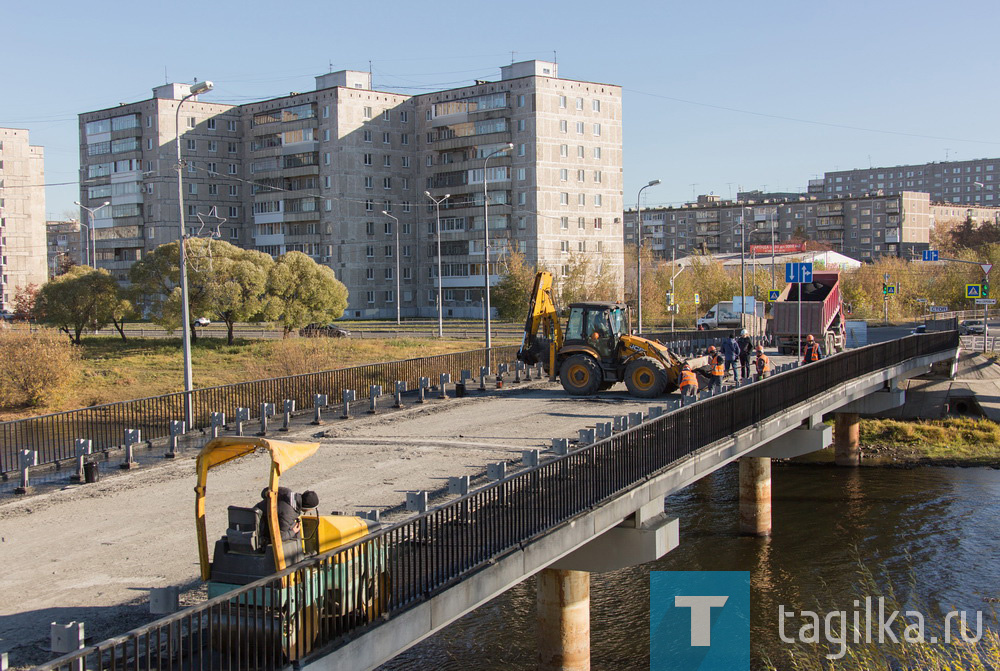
[175,80,213,428]
[482,143,513,354]
[73,200,109,268]
[635,179,661,334]
[424,191,450,338]
[382,211,400,325]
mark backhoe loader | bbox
[516,271,706,397]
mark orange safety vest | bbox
[710,353,724,376]
[755,353,770,374]
[804,342,820,362]
[679,369,698,390]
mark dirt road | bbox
[0,382,662,667]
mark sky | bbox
[4,0,1000,220]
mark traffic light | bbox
[882,283,889,296]
[984,281,990,298]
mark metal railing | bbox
[36,331,958,671]
[1,346,519,474]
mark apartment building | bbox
[621,191,991,263]
[0,128,47,312]
[78,61,624,318]
[46,220,84,276]
[812,158,1000,206]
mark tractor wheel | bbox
[560,354,602,396]
[624,357,669,398]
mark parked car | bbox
[960,319,985,335]
[194,317,211,327]
[300,323,352,338]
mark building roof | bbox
[674,249,862,271]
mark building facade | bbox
[622,191,997,263]
[0,128,47,312]
[46,220,84,277]
[78,61,624,318]
[812,158,1000,206]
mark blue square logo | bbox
[650,571,750,671]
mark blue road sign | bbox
[784,262,814,284]
[922,250,939,262]
[967,284,982,298]
[886,285,896,295]
[768,290,780,302]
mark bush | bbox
[244,339,340,380]
[0,329,79,408]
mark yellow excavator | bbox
[516,271,706,397]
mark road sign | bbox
[922,250,939,262]
[785,262,813,284]
[929,306,949,313]
[768,290,780,302]
[665,292,674,305]
[982,264,993,276]
[916,298,927,303]
[975,298,997,305]
[886,285,896,295]
[694,293,700,305]
[967,284,982,298]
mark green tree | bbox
[204,247,275,344]
[130,240,209,342]
[36,266,121,344]
[266,251,348,336]
[492,250,538,321]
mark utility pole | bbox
[883,272,890,326]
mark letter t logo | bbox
[675,595,729,646]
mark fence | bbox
[1,345,519,474]
[36,331,958,671]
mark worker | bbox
[679,362,699,400]
[754,345,771,381]
[803,334,823,364]
[736,328,753,380]
[707,345,725,393]
[587,310,612,358]
[722,332,741,381]
[255,487,320,542]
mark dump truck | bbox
[516,271,707,397]
[195,437,388,662]
[772,270,845,355]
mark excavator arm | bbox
[517,271,563,373]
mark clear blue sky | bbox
[4,0,1000,219]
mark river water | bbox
[379,463,1000,670]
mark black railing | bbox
[1,346,519,474]
[35,332,957,671]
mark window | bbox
[322,105,330,118]
[576,98,583,110]
[207,162,218,174]
[594,194,603,206]
[517,119,526,132]
[383,155,391,167]
[367,291,375,304]
[593,171,602,183]
[366,222,375,235]
[577,169,585,182]
[365,199,374,212]
[518,143,526,156]
[365,176,374,189]
[560,217,569,229]
[402,156,410,168]
[402,201,411,213]
[363,106,372,119]
[593,123,601,136]
[187,139,196,151]
[364,153,372,166]
[400,111,408,122]
[229,206,238,218]
[384,245,393,258]
[146,138,153,150]
[560,240,569,253]
[559,95,567,108]
[426,156,433,167]
[382,110,390,121]
[383,177,391,189]
[401,133,409,145]
[402,177,409,190]
[578,193,585,206]
[592,100,601,112]
[323,129,330,141]
[560,193,569,205]
[517,168,526,181]
[208,141,217,152]
[518,192,526,205]
[594,217,603,230]
[324,152,331,165]
[593,147,601,159]
[366,268,375,280]
[228,142,238,153]
[578,217,586,230]
[364,130,373,142]
[560,169,568,181]
[227,120,237,132]
[366,244,375,257]
[517,94,525,107]
[228,164,237,175]
[518,217,526,230]
[208,184,217,195]
[383,132,390,144]
[576,122,584,134]
[559,120,568,133]
[577,145,584,159]
[188,117,196,129]
[188,183,197,195]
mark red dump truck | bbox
[773,270,845,355]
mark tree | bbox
[12,284,39,320]
[210,249,276,344]
[130,240,209,342]
[266,251,348,336]
[36,266,121,344]
[492,250,538,321]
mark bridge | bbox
[35,332,958,671]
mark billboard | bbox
[748,242,806,254]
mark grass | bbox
[859,418,1000,465]
[0,335,485,421]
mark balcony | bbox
[433,130,511,153]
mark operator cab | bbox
[565,302,629,361]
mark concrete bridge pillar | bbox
[537,568,590,671]
[834,412,860,466]
[739,457,771,536]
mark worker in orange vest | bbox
[754,345,771,381]
[679,362,699,400]
[707,345,725,393]
[803,334,823,364]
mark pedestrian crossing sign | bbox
[967,284,982,298]
[886,285,896,295]
[768,290,780,302]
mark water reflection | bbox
[379,465,1000,670]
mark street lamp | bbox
[175,79,213,428]
[73,200,109,268]
[382,211,400,326]
[424,191,450,338]
[635,179,661,334]
[482,143,513,354]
